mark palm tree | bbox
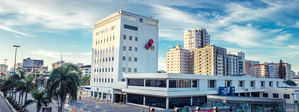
[47,64,80,112]
[23,89,49,112]
[22,76,36,110]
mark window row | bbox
[122,68,137,72]
[95,57,114,63]
[122,57,137,62]
[95,36,115,45]
[123,46,138,52]
[123,35,138,41]
[94,67,114,73]
[94,78,113,83]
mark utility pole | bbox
[13,45,20,73]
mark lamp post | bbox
[13,45,20,73]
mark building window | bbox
[128,68,131,72]
[123,46,126,51]
[284,94,290,99]
[273,93,279,98]
[124,24,138,31]
[145,79,166,87]
[225,80,231,87]
[269,81,273,87]
[122,67,125,72]
[135,47,137,52]
[208,80,216,88]
[123,56,126,61]
[192,80,197,88]
[129,47,132,51]
[129,57,131,61]
[128,79,144,86]
[263,93,268,97]
[238,80,244,87]
[112,57,114,61]
[134,68,137,72]
[169,80,191,88]
[135,37,138,41]
[261,81,265,87]
[276,81,279,87]
[250,81,255,87]
[129,36,132,40]
[111,68,113,72]
[123,35,126,39]
[134,57,137,62]
[139,18,143,23]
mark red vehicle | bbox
[145,39,154,49]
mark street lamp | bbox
[13,45,20,73]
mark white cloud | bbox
[274,34,291,41]
[0,25,33,37]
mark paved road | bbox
[71,97,145,112]
[0,93,11,112]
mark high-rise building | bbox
[284,63,293,80]
[184,28,210,51]
[227,54,238,76]
[229,52,245,73]
[245,60,260,75]
[193,45,227,76]
[166,45,192,74]
[268,63,278,78]
[91,10,159,101]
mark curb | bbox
[0,92,17,112]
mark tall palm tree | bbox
[47,64,80,112]
[23,89,49,112]
[21,76,36,110]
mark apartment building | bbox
[91,10,159,101]
[227,54,238,76]
[166,45,193,74]
[184,28,210,51]
[229,52,245,73]
[193,45,227,76]
[245,60,260,75]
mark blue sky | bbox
[0,0,299,72]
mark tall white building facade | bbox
[166,45,192,74]
[91,10,159,101]
[227,54,239,76]
[229,52,245,73]
[184,28,210,51]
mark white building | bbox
[268,63,278,78]
[79,65,91,76]
[184,28,210,51]
[166,45,192,74]
[91,10,159,101]
[227,54,239,76]
[229,52,245,73]
[121,73,284,109]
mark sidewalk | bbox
[0,93,13,112]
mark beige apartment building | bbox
[184,28,210,51]
[166,45,193,74]
[193,45,227,76]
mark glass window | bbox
[135,47,137,51]
[169,80,191,88]
[192,80,197,88]
[127,94,143,105]
[123,56,126,61]
[122,67,125,72]
[128,79,144,86]
[225,80,231,87]
[129,47,132,51]
[135,37,138,41]
[263,93,268,97]
[208,80,216,88]
[273,93,279,98]
[123,35,126,39]
[269,81,273,87]
[261,81,265,87]
[129,36,132,40]
[169,97,191,109]
[145,79,166,88]
[250,81,255,87]
[192,96,206,106]
[238,80,244,87]
[123,46,126,51]
[134,68,137,72]
[284,94,290,99]
[145,96,166,108]
[134,58,137,62]
[124,24,138,31]
[129,57,131,61]
[128,68,131,72]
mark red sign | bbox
[145,39,154,49]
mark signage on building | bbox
[230,87,235,96]
[145,39,154,49]
[179,107,189,112]
[219,87,228,96]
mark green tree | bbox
[23,89,49,112]
[80,74,90,86]
[47,64,80,112]
[278,59,286,79]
